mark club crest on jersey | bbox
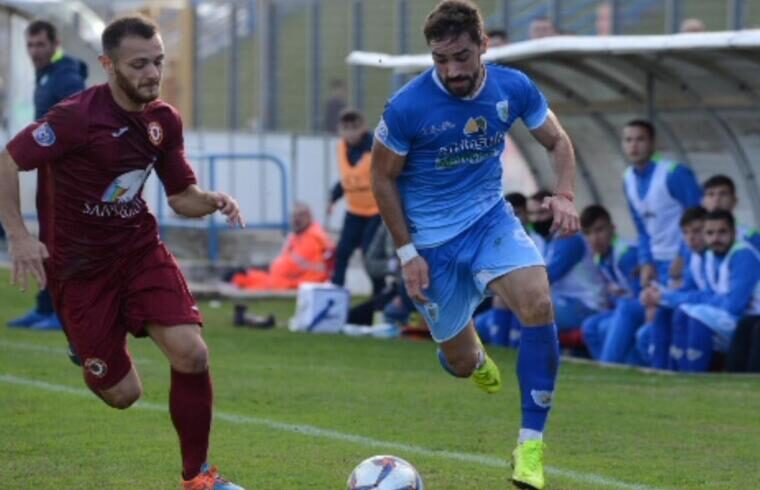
[463,116,487,136]
[496,100,510,122]
[32,122,56,147]
[84,358,108,378]
[148,121,163,145]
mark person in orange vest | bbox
[328,109,382,292]
[233,203,335,290]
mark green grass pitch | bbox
[1,267,759,489]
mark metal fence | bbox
[187,0,760,135]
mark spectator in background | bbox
[621,119,702,291]
[232,203,334,290]
[529,18,558,39]
[486,28,509,47]
[680,18,707,33]
[7,19,87,331]
[323,79,348,134]
[580,205,643,364]
[328,109,382,293]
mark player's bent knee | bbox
[100,385,142,410]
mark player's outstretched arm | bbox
[167,184,245,228]
[0,150,49,291]
[530,110,580,236]
[371,141,429,303]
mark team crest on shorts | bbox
[147,121,163,146]
[32,122,56,147]
[84,358,108,378]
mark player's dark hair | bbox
[531,189,554,202]
[338,109,364,125]
[680,206,707,227]
[424,0,484,46]
[580,204,612,230]
[505,192,527,210]
[704,209,735,230]
[625,119,656,140]
[703,174,736,195]
[102,15,159,57]
[26,20,57,43]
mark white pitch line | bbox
[0,339,155,365]
[0,373,667,490]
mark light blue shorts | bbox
[415,201,545,343]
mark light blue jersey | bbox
[375,64,549,248]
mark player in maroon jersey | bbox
[0,16,245,490]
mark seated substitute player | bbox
[579,205,643,364]
[372,2,579,488]
[0,16,245,490]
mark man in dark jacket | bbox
[8,20,87,330]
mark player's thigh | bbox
[489,265,553,326]
[148,323,208,373]
[56,276,135,394]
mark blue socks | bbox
[685,318,714,372]
[517,324,559,432]
[651,307,673,370]
[437,347,484,378]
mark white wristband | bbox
[396,243,419,266]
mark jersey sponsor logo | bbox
[148,121,163,145]
[463,116,487,136]
[84,358,108,378]
[496,100,510,122]
[32,122,56,147]
[435,132,505,170]
[112,126,129,138]
[101,158,156,203]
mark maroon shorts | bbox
[50,244,202,391]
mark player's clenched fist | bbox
[402,255,430,304]
[9,233,49,291]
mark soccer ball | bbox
[346,455,425,490]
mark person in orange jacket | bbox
[233,203,335,290]
[327,109,382,292]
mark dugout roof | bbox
[347,30,760,229]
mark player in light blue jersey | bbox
[371,2,579,489]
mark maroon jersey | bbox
[7,84,197,280]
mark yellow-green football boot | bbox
[471,352,501,394]
[511,440,545,489]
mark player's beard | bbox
[114,68,160,105]
[444,67,482,97]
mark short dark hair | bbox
[505,192,527,210]
[531,189,554,202]
[703,174,736,195]
[424,0,484,46]
[580,204,612,230]
[680,206,707,227]
[338,109,364,125]
[705,209,735,230]
[26,20,57,43]
[102,15,158,56]
[625,119,656,140]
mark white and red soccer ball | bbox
[347,455,424,490]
